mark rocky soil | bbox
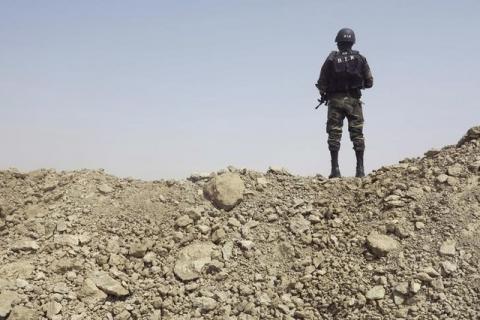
[1,126,479,320]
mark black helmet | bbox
[335,28,355,44]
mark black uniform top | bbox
[317,49,373,99]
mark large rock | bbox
[174,242,214,281]
[78,278,108,304]
[88,271,129,297]
[0,291,19,318]
[203,173,245,211]
[8,306,38,320]
[367,231,400,257]
[0,262,34,279]
[457,126,480,147]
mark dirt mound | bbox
[0,126,479,320]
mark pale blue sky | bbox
[1,1,479,179]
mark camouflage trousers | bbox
[326,94,365,152]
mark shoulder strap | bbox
[327,51,337,60]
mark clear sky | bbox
[1,1,479,179]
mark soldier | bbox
[316,28,373,178]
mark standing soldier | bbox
[316,28,373,178]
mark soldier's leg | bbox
[346,100,365,177]
[326,103,345,178]
[346,99,365,151]
[326,104,345,152]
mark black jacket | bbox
[317,50,373,98]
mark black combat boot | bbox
[355,150,365,178]
[329,150,341,178]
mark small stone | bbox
[415,272,433,283]
[289,215,311,235]
[43,301,62,319]
[366,231,400,257]
[88,271,129,297]
[129,242,149,258]
[256,177,268,186]
[439,240,456,256]
[15,279,28,288]
[143,252,156,264]
[469,160,480,173]
[192,297,217,312]
[238,240,254,250]
[108,254,125,267]
[152,298,163,309]
[420,266,440,277]
[441,261,457,274]
[56,221,67,232]
[53,234,79,247]
[424,149,439,157]
[211,228,226,244]
[447,176,458,186]
[105,238,121,253]
[436,174,448,183]
[176,215,193,228]
[188,172,212,182]
[365,286,385,300]
[116,310,131,320]
[52,258,83,273]
[395,225,412,239]
[42,180,58,192]
[307,214,322,223]
[78,233,92,244]
[415,221,425,230]
[405,293,425,305]
[393,292,405,305]
[227,217,241,228]
[267,166,290,175]
[197,225,210,234]
[431,278,445,291]
[267,214,278,222]
[97,183,114,194]
[394,282,409,295]
[66,271,77,281]
[53,282,69,294]
[222,241,234,261]
[394,308,409,318]
[186,207,203,221]
[447,164,463,177]
[11,239,39,251]
[410,280,421,294]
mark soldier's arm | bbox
[362,57,373,89]
[316,58,331,95]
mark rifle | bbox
[314,83,328,109]
[315,93,328,109]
